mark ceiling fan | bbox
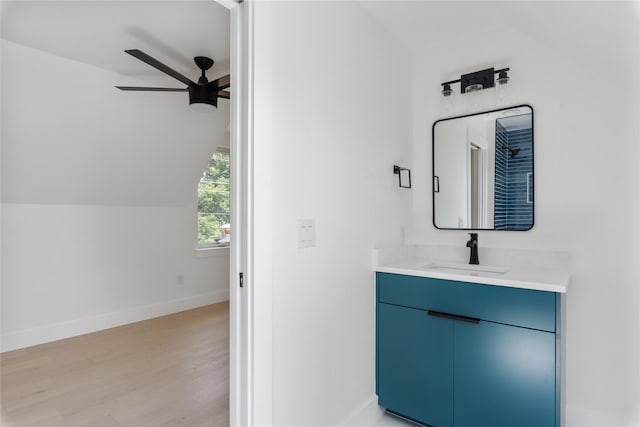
[116,49,230,112]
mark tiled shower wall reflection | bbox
[494,120,533,230]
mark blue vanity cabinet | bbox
[377,302,454,427]
[454,320,556,427]
[376,272,561,427]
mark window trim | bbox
[197,147,231,249]
[195,245,230,257]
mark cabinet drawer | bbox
[377,272,557,332]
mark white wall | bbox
[1,39,230,351]
[433,114,499,229]
[250,2,639,426]
[1,39,228,206]
[1,202,229,351]
[252,1,413,425]
[408,11,640,427]
[433,119,470,228]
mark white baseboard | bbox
[340,394,385,427]
[0,289,229,352]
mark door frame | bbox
[466,128,489,229]
[216,0,251,425]
[223,1,272,425]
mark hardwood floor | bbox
[1,302,229,427]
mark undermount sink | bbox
[422,262,508,276]
[373,246,570,293]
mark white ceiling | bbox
[1,1,231,207]
[358,1,640,91]
[9,1,636,96]
[496,113,531,132]
[2,0,637,206]
[1,1,230,87]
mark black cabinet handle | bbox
[428,310,480,324]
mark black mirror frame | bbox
[432,104,535,231]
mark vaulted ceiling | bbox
[4,1,637,206]
[1,1,231,207]
[358,1,639,93]
[2,1,230,87]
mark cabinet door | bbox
[454,321,556,427]
[377,303,454,427]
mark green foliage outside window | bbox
[198,151,230,245]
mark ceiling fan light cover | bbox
[188,83,218,111]
[190,102,217,112]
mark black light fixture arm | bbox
[441,77,461,87]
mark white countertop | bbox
[373,245,570,293]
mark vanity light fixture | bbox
[441,67,510,96]
[393,165,412,189]
[496,69,510,85]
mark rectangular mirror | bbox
[432,105,533,230]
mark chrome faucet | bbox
[466,233,479,265]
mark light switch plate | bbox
[298,219,315,248]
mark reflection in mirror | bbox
[432,105,533,230]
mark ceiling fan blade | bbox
[125,49,196,86]
[212,74,230,90]
[218,90,230,99]
[116,86,187,92]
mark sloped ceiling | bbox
[1,1,231,85]
[358,1,639,93]
[1,1,230,206]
